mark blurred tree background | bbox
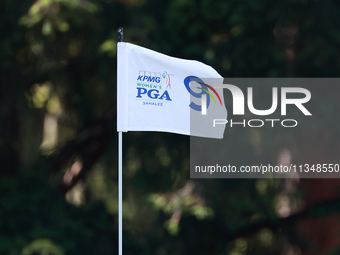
[1,0,340,254]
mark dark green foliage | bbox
[1,0,340,254]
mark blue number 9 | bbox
[184,76,210,112]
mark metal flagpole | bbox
[117,27,123,255]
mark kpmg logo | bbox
[137,72,161,83]
[184,76,312,128]
[136,71,173,106]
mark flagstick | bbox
[118,131,123,255]
[117,27,123,255]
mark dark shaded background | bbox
[1,0,340,254]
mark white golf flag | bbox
[117,42,227,138]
